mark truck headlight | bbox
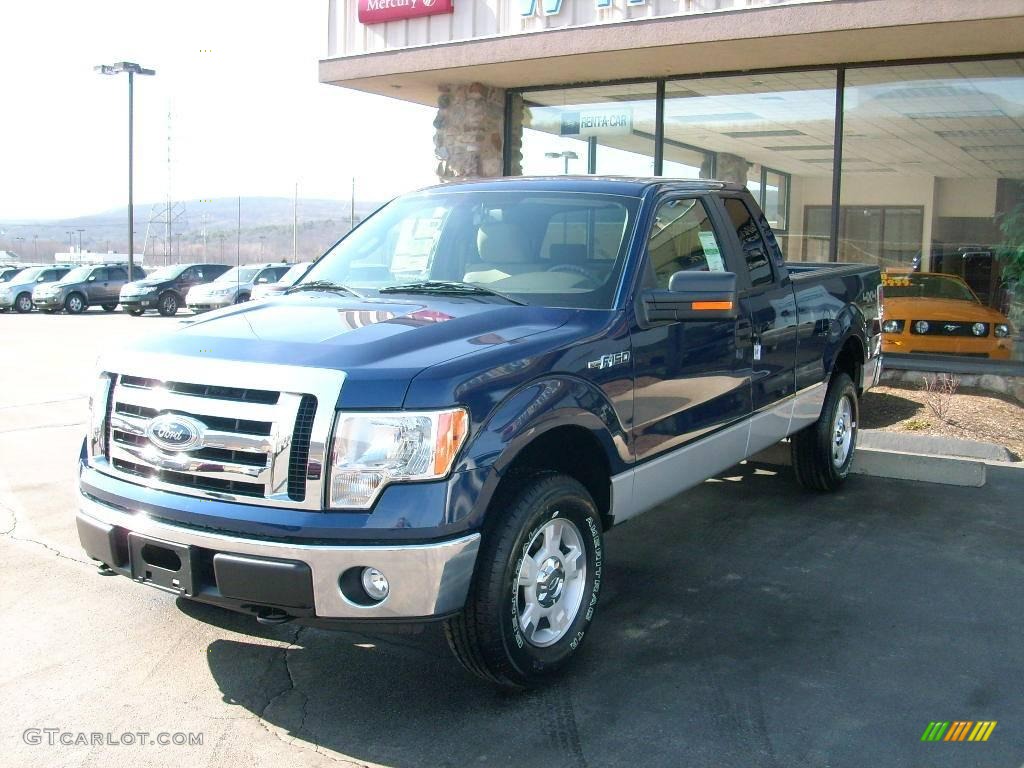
[913,320,930,334]
[328,408,469,509]
[972,322,988,337]
[995,324,1010,338]
[882,319,904,333]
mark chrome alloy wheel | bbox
[831,394,855,468]
[515,517,587,648]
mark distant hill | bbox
[0,196,387,265]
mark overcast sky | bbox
[0,0,437,221]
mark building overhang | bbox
[319,0,1024,107]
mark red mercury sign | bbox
[358,0,455,24]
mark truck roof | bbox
[418,176,745,197]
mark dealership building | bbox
[320,0,1024,361]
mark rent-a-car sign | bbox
[359,0,454,24]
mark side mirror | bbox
[88,275,97,282]
[256,277,269,284]
[640,271,738,326]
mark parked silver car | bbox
[185,263,291,312]
[0,265,73,313]
[250,262,312,300]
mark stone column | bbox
[701,152,750,185]
[434,83,506,181]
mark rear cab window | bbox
[724,197,776,288]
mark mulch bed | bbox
[860,383,1024,461]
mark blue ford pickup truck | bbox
[77,178,881,688]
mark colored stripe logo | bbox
[921,721,997,742]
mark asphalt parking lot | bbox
[2,308,1023,768]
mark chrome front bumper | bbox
[78,492,480,620]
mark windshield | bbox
[60,266,93,283]
[300,190,640,309]
[15,267,44,282]
[883,274,978,302]
[215,267,260,284]
[280,262,311,286]
[142,265,185,282]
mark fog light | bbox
[972,322,987,337]
[361,568,389,601]
[914,320,930,334]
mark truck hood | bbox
[120,292,576,406]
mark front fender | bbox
[447,375,629,530]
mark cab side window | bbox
[724,198,774,288]
[91,268,108,282]
[646,198,727,289]
[109,267,128,281]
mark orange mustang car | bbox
[881,272,1013,359]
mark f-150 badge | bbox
[588,351,630,370]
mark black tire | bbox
[235,293,250,304]
[791,372,858,492]
[157,292,179,317]
[101,303,117,312]
[64,293,86,315]
[127,308,144,317]
[15,293,34,313]
[445,473,603,689]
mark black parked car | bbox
[119,263,231,317]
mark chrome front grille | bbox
[92,352,346,511]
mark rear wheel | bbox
[791,372,858,492]
[157,292,179,317]
[127,308,144,317]
[64,293,86,315]
[15,293,33,313]
[101,303,117,313]
[445,473,603,689]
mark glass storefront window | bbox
[506,57,1024,364]
[518,84,657,177]
[843,59,1024,361]
[664,71,837,261]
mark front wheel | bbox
[445,473,603,689]
[157,292,179,317]
[64,293,86,315]
[234,293,250,304]
[15,293,33,313]
[791,372,859,492]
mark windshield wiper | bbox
[286,280,364,298]
[378,280,526,306]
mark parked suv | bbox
[32,263,146,314]
[120,263,230,317]
[0,265,72,313]
[185,262,291,312]
[250,261,312,300]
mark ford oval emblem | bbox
[146,414,204,453]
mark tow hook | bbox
[255,608,294,625]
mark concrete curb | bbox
[750,442,989,487]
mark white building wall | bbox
[327,0,835,57]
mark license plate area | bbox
[128,533,196,596]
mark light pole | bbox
[76,229,85,255]
[545,150,579,175]
[95,61,156,282]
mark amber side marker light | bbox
[692,301,733,311]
